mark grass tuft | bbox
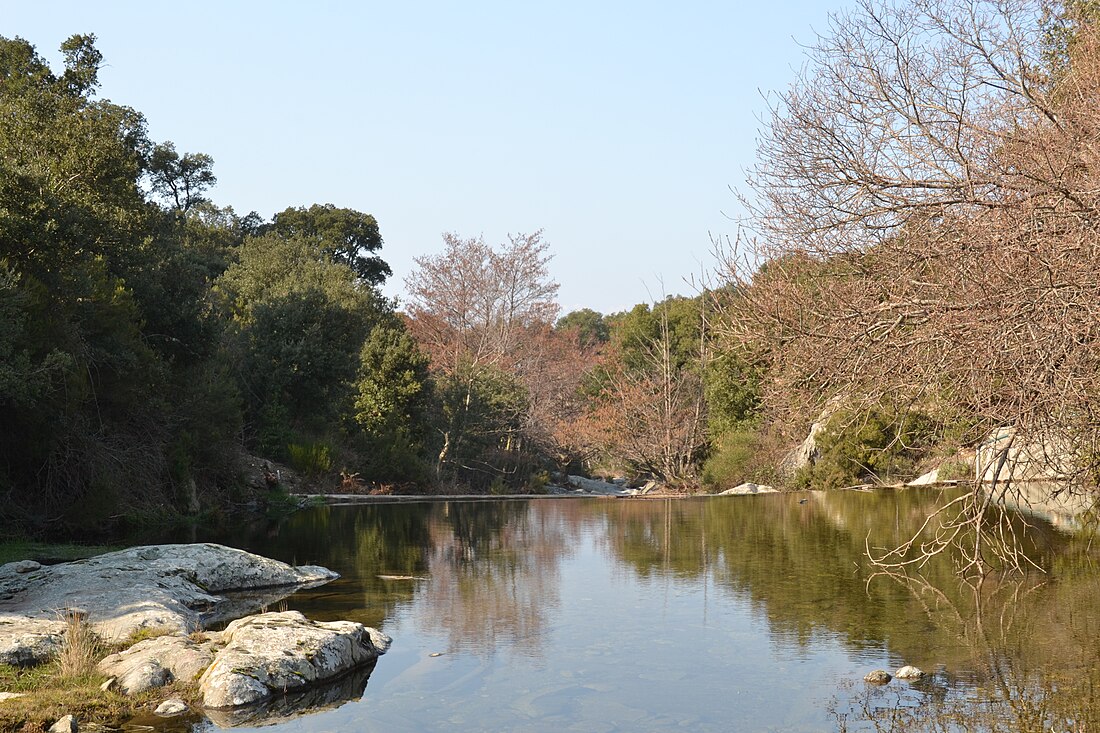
[55,611,102,680]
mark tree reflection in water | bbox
[229,490,1100,731]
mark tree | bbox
[147,141,217,213]
[216,230,386,448]
[404,231,563,484]
[581,297,709,484]
[556,308,610,347]
[719,0,1100,492]
[266,204,391,286]
[354,323,434,481]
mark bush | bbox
[797,405,938,489]
[286,441,333,477]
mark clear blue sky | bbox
[6,1,847,315]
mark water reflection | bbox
[192,491,1100,731]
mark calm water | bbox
[152,490,1100,732]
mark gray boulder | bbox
[0,543,337,663]
[199,611,390,709]
[97,633,216,694]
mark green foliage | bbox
[0,34,422,534]
[796,406,939,489]
[556,308,610,346]
[704,347,760,435]
[938,458,973,482]
[286,441,333,477]
[434,363,531,489]
[702,424,765,490]
[354,324,433,481]
[265,203,391,285]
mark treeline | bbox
[0,34,749,538]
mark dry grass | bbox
[55,611,102,680]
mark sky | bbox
[5,1,849,315]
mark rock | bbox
[202,662,377,727]
[98,678,116,693]
[98,633,216,693]
[48,715,77,733]
[907,468,940,486]
[0,560,41,574]
[781,420,826,475]
[718,483,778,496]
[0,691,26,702]
[154,698,189,717]
[864,669,892,684]
[0,543,338,663]
[199,611,390,709]
[0,616,67,666]
[894,665,924,679]
[566,475,631,495]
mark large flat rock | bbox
[0,543,337,663]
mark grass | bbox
[55,613,101,680]
[0,615,203,731]
[0,541,119,566]
[0,668,201,732]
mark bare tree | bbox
[718,0,1100,500]
[404,231,567,482]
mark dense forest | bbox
[0,33,747,537]
[4,0,1100,537]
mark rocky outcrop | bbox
[0,544,337,663]
[198,611,391,709]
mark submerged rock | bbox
[201,660,378,727]
[894,665,925,679]
[0,543,337,664]
[198,611,391,709]
[864,669,892,684]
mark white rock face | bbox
[199,611,391,709]
[0,543,337,663]
[566,475,632,495]
[97,633,216,694]
[718,483,778,496]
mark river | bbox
[142,488,1100,732]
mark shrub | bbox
[286,441,333,477]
